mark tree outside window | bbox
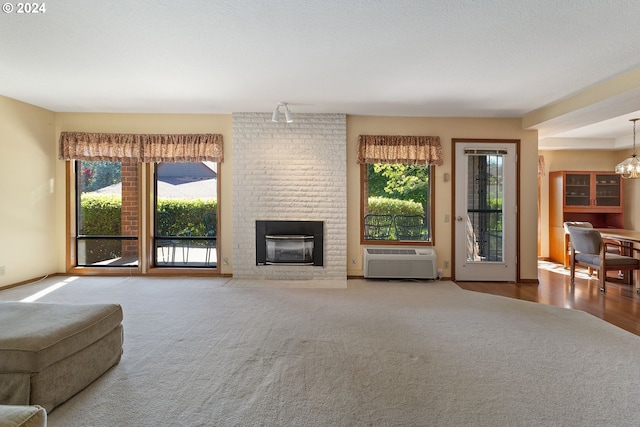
[362,163,433,243]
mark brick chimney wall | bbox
[232,113,347,280]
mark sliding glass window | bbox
[75,160,139,267]
[154,162,218,268]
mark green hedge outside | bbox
[366,197,428,241]
[366,196,424,216]
[157,198,218,236]
[80,194,122,235]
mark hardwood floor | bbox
[456,260,640,337]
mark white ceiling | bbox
[2,0,640,149]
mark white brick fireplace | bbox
[232,113,347,280]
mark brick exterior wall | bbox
[120,160,138,257]
[232,113,347,280]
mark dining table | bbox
[598,228,640,244]
[597,228,640,291]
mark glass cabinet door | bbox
[565,173,591,207]
[595,174,621,207]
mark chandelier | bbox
[615,118,640,179]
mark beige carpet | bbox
[225,278,347,288]
[1,276,639,426]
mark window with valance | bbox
[358,135,442,245]
[61,132,224,271]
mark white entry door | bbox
[454,142,517,281]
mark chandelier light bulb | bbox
[615,118,640,179]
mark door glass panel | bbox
[154,162,218,267]
[465,151,504,263]
[76,160,139,267]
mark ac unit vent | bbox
[363,247,436,280]
[366,248,417,255]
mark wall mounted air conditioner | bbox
[363,247,437,279]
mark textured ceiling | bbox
[1,1,640,147]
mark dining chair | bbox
[562,221,593,269]
[567,226,640,293]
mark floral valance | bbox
[357,135,443,165]
[58,132,224,163]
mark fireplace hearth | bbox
[256,221,324,266]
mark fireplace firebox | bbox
[256,221,323,266]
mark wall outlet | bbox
[0,266,5,276]
[444,261,449,269]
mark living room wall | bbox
[0,98,541,286]
[56,113,539,281]
[347,116,539,281]
[0,96,57,287]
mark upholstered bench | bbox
[0,405,47,427]
[0,302,123,412]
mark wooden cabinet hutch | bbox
[549,171,624,266]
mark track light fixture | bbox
[272,102,293,123]
[284,106,293,123]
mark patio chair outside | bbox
[394,215,426,241]
[157,211,191,264]
[363,214,393,240]
[204,212,217,265]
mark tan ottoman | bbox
[0,405,46,427]
[0,302,123,412]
